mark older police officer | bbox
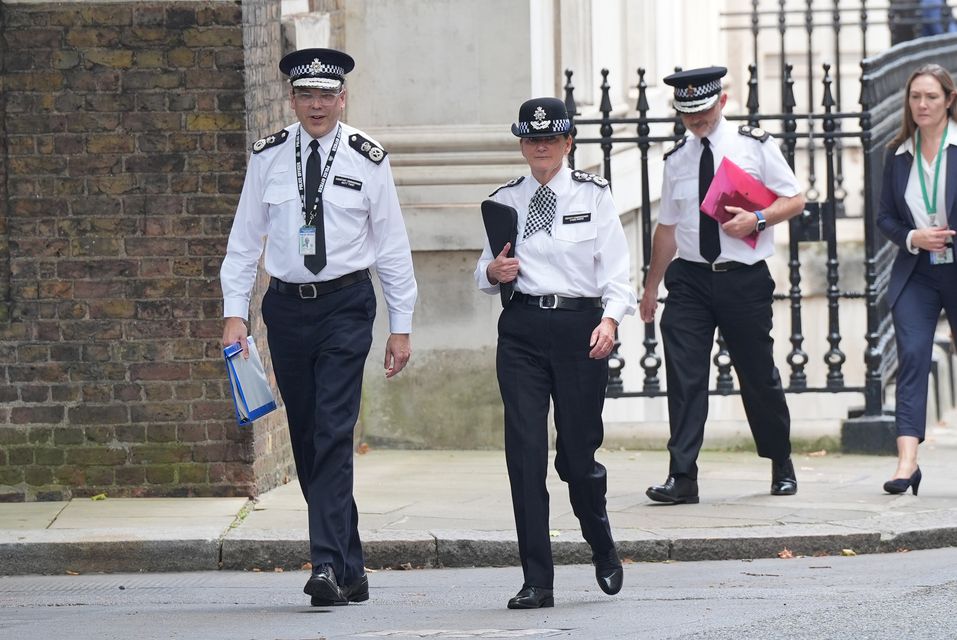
[475,97,636,609]
[220,48,417,606]
[641,67,804,504]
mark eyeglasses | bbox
[292,90,343,106]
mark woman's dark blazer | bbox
[876,141,957,310]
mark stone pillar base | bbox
[840,411,897,455]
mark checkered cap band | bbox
[515,118,571,135]
[290,61,346,79]
[674,79,721,100]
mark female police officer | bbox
[475,97,636,609]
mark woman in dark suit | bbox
[877,63,957,494]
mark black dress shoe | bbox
[312,573,368,606]
[771,458,798,495]
[646,475,699,504]
[593,548,623,595]
[507,585,554,609]
[884,467,921,495]
[304,564,346,605]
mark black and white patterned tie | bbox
[523,185,556,240]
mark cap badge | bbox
[530,105,551,131]
[308,58,323,75]
[369,147,384,162]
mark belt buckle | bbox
[298,283,318,299]
[710,262,726,273]
[539,294,559,309]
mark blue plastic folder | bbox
[223,336,277,425]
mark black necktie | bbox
[698,137,720,263]
[304,139,326,274]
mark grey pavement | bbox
[3,421,957,576]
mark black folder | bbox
[481,200,518,307]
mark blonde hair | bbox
[889,63,957,149]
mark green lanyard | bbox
[916,123,948,219]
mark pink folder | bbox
[701,157,779,248]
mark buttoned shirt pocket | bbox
[553,220,598,244]
[324,181,369,240]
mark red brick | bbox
[10,406,63,425]
[129,362,190,381]
[68,404,129,425]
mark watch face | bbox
[757,220,767,231]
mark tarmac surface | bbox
[3,421,957,576]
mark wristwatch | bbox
[754,210,767,232]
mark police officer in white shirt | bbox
[220,48,417,607]
[640,67,804,505]
[475,97,636,609]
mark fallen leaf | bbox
[90,493,107,501]
[896,548,911,553]
[301,562,313,571]
[273,567,283,573]
[777,548,794,559]
[356,442,370,455]
[549,530,561,537]
[398,562,413,571]
[841,548,856,556]
[66,570,80,575]
[808,450,827,457]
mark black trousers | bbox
[262,278,375,586]
[659,259,791,479]
[496,302,615,589]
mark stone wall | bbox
[0,0,295,501]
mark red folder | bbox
[701,157,779,248]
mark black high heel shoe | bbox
[883,467,921,495]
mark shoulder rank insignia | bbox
[489,176,525,197]
[571,170,609,188]
[738,124,770,142]
[348,133,387,164]
[663,136,687,160]
[252,129,289,154]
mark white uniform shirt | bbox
[220,122,417,333]
[899,125,957,252]
[659,117,801,264]
[473,167,637,323]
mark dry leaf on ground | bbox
[777,548,794,559]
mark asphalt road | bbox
[2,548,956,639]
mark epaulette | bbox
[489,176,525,197]
[738,124,771,142]
[571,169,609,188]
[663,137,687,160]
[252,129,289,154]
[348,133,387,164]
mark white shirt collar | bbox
[896,120,957,155]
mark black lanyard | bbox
[295,124,342,226]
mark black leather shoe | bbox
[312,573,367,606]
[507,585,554,609]
[646,475,699,504]
[593,548,623,595]
[884,467,921,495]
[304,564,346,605]
[771,458,798,496]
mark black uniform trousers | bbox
[262,278,376,586]
[659,259,791,479]
[496,302,615,590]
[893,253,957,441]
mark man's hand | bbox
[913,227,956,252]
[588,317,618,359]
[222,317,249,358]
[486,242,519,285]
[722,206,759,239]
[639,288,659,324]
[384,333,411,379]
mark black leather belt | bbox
[512,292,602,311]
[678,258,754,273]
[269,269,370,300]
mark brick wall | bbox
[0,0,296,501]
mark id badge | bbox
[931,244,955,265]
[298,226,316,256]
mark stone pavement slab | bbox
[4,428,957,575]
